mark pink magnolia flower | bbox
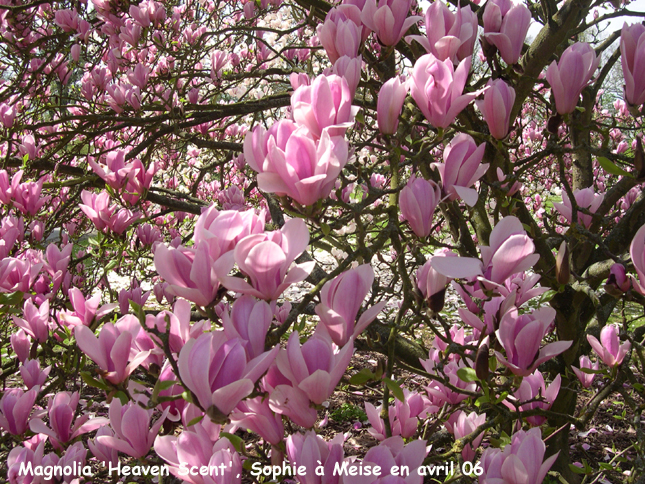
[377,76,408,134]
[136,223,163,246]
[553,187,603,228]
[255,127,349,206]
[291,74,358,139]
[620,22,645,106]
[74,321,150,384]
[318,8,362,64]
[145,298,209,355]
[480,428,558,484]
[11,329,30,363]
[79,190,114,231]
[194,205,265,254]
[482,1,531,64]
[451,410,486,461]
[587,324,631,367]
[361,0,422,46]
[476,79,516,139]
[546,42,600,115]
[495,306,572,376]
[243,120,297,174]
[8,442,46,484]
[97,399,168,459]
[88,426,119,468]
[12,299,50,343]
[88,150,133,189]
[221,295,272,359]
[432,133,488,206]
[286,431,345,484]
[219,218,314,301]
[0,102,16,128]
[154,241,232,307]
[315,264,386,346]
[276,330,354,405]
[331,55,362,99]
[408,0,478,64]
[155,429,242,484]
[230,397,284,445]
[571,355,599,389]
[510,371,561,426]
[20,359,51,390]
[59,287,117,328]
[400,175,442,237]
[352,436,427,483]
[0,257,42,293]
[118,279,150,314]
[12,178,49,216]
[365,390,429,440]
[410,54,478,129]
[630,223,645,295]
[0,388,38,435]
[29,392,108,451]
[178,330,278,417]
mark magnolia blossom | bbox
[546,42,600,115]
[587,324,631,367]
[219,218,315,301]
[399,175,442,237]
[361,0,422,46]
[286,431,344,484]
[495,307,572,376]
[553,187,603,228]
[510,372,561,426]
[410,54,478,129]
[377,76,408,134]
[178,330,278,417]
[480,428,558,484]
[482,1,531,64]
[476,79,516,139]
[572,355,599,389]
[432,133,488,206]
[318,8,362,64]
[408,0,478,63]
[315,264,386,346]
[291,74,358,139]
[620,22,645,106]
[276,330,354,405]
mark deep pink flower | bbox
[620,22,645,106]
[361,0,422,46]
[587,324,631,367]
[480,428,558,484]
[482,1,531,64]
[377,76,408,134]
[410,54,478,129]
[219,218,314,301]
[476,79,516,139]
[546,42,600,115]
[553,187,603,228]
[432,133,488,206]
[400,175,442,237]
[408,0,478,63]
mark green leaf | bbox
[569,464,587,475]
[221,432,244,453]
[321,223,331,236]
[0,291,24,307]
[383,377,405,401]
[81,371,109,391]
[475,395,489,407]
[597,156,631,177]
[457,367,478,383]
[187,414,204,427]
[105,260,119,271]
[349,368,375,385]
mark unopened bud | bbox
[556,240,570,285]
[475,344,490,381]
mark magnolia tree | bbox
[1,0,645,482]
